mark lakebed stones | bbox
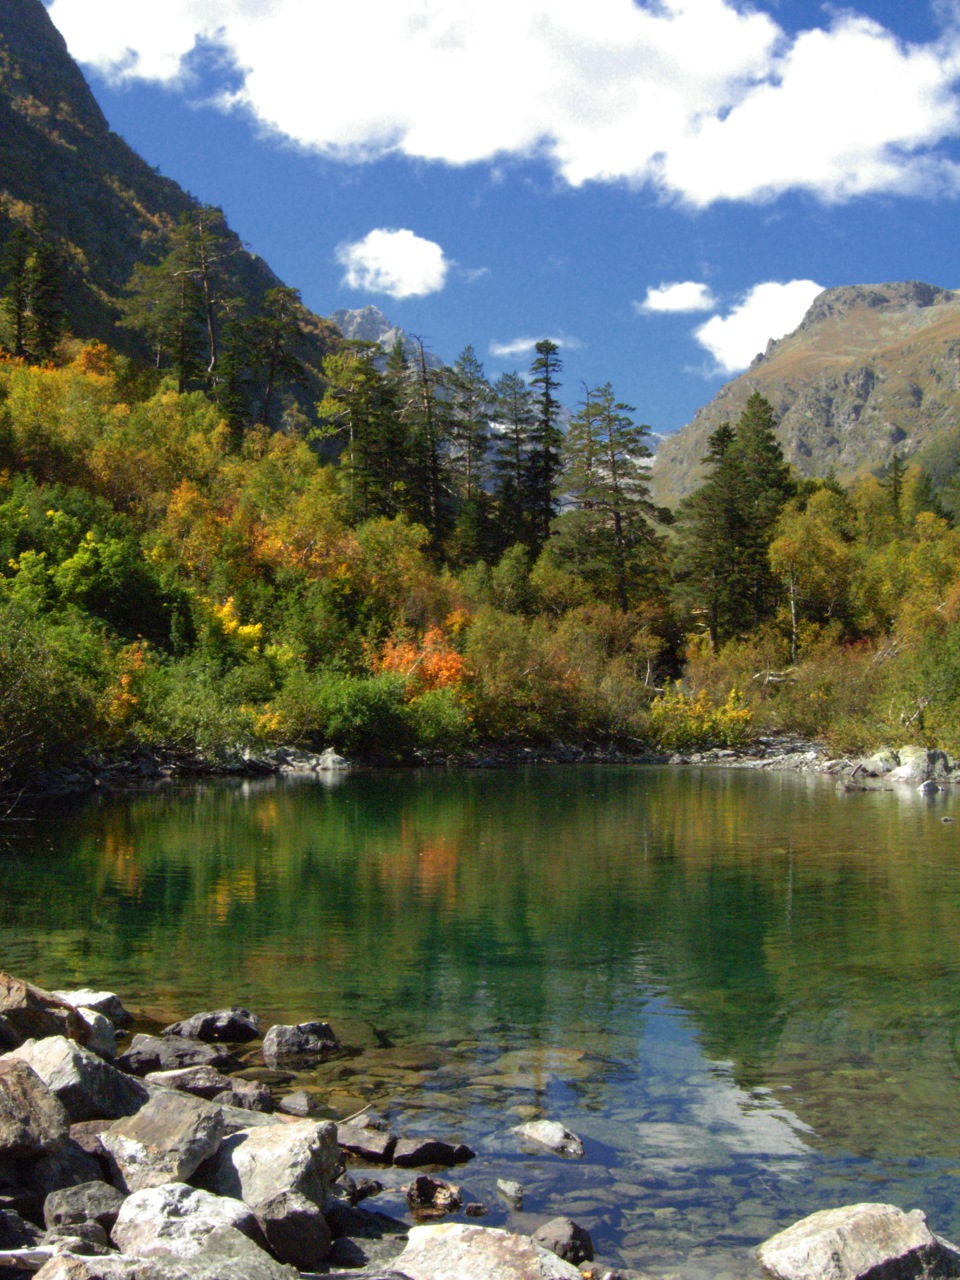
[99,1092,225,1192]
[117,1035,240,1077]
[162,1009,262,1044]
[261,1021,341,1068]
[0,1059,69,1157]
[198,1118,339,1209]
[532,1216,594,1265]
[757,1203,960,1280]
[0,975,90,1047]
[2,1037,149,1123]
[393,1222,585,1279]
[511,1119,585,1158]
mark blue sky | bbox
[42,0,960,435]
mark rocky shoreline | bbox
[1,973,959,1280]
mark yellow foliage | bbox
[649,683,752,751]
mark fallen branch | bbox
[0,1247,57,1270]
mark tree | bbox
[0,223,65,363]
[526,340,564,550]
[0,226,32,359]
[491,370,535,552]
[556,382,663,610]
[448,345,492,504]
[248,286,308,428]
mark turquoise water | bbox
[3,765,960,1277]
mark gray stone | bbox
[142,1067,235,1101]
[162,1009,262,1044]
[317,748,350,770]
[405,1176,461,1219]
[277,1091,311,1116]
[197,1119,339,1209]
[261,1022,341,1068]
[45,1180,127,1233]
[111,1181,260,1257]
[255,1189,333,1270]
[69,1120,111,1163]
[75,1011,117,1062]
[394,1223,585,1278]
[757,1203,960,1280]
[338,1121,397,1163]
[857,747,899,777]
[496,1179,523,1209]
[323,1203,408,1272]
[42,1219,111,1254]
[531,1216,594,1264]
[0,975,90,1046]
[2,1038,149,1123]
[0,1206,43,1248]
[511,1119,584,1158]
[211,1081,273,1113]
[0,1059,69,1157]
[889,747,952,783]
[117,1036,240,1077]
[100,1093,224,1192]
[392,1137,473,1168]
[21,1138,104,1198]
[53,991,133,1030]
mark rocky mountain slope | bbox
[0,0,337,387]
[328,305,445,369]
[651,281,960,509]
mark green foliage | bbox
[649,683,752,751]
[273,668,412,755]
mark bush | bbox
[649,684,752,751]
[408,687,473,753]
[273,668,412,756]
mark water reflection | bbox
[3,765,960,1274]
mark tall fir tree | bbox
[491,370,535,553]
[526,339,564,551]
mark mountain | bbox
[328,305,445,370]
[650,281,960,509]
[0,0,337,398]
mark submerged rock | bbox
[532,1215,594,1264]
[405,1175,461,1219]
[757,1203,960,1280]
[511,1119,585,1158]
[117,1035,240,1077]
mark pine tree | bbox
[526,339,564,551]
[491,370,535,553]
[0,226,32,358]
[248,286,308,428]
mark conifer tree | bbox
[491,370,535,552]
[526,339,564,551]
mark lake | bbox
[3,764,960,1278]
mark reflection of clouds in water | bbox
[691,1064,813,1156]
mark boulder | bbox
[3,1038,149,1123]
[143,1067,236,1101]
[277,1091,311,1117]
[757,1203,960,1280]
[44,1180,127,1233]
[162,1010,262,1044]
[0,1059,69,1157]
[117,1035,240,1077]
[69,1120,112,1163]
[42,1219,112,1254]
[0,975,89,1046]
[74,1011,117,1062]
[856,747,899,777]
[53,991,133,1030]
[394,1223,585,1278]
[211,1081,274,1113]
[99,1093,224,1192]
[255,1189,333,1270]
[888,747,952,784]
[338,1121,397,1164]
[0,1016,20,1053]
[531,1216,594,1264]
[111,1181,261,1257]
[20,1138,104,1198]
[323,1202,409,1272]
[0,1206,44,1248]
[405,1176,461,1219]
[197,1119,339,1209]
[392,1137,474,1168]
[511,1120,584,1158]
[261,1022,340,1068]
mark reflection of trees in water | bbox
[3,767,960,1150]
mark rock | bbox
[42,1219,111,1254]
[99,1092,224,1192]
[317,747,350,770]
[888,747,952,783]
[33,1247,294,1280]
[0,975,89,1046]
[856,747,899,777]
[215,1104,284,1135]
[393,1222,584,1279]
[211,1081,274,1113]
[261,1022,341,1068]
[757,1203,960,1280]
[143,1067,236,1101]
[465,1203,487,1217]
[44,1181,127,1233]
[197,1119,339,1209]
[496,1179,523,1209]
[0,1016,20,1053]
[162,1009,262,1044]
[21,1138,105,1198]
[117,1036,240,1077]
[277,1091,311,1117]
[3,1038,149,1123]
[0,1206,44,1248]
[392,1137,474,1168]
[919,779,941,795]
[511,1120,584,1158]
[69,1120,112,1163]
[74,1011,117,1062]
[53,992,133,1030]
[0,1059,69,1156]
[405,1175,461,1219]
[532,1216,594,1265]
[323,1202,409,1272]
[111,1181,261,1257]
[338,1121,397,1163]
[255,1189,333,1269]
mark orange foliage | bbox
[375,625,467,697]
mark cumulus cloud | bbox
[335,228,449,300]
[489,336,581,359]
[694,280,823,374]
[636,281,717,314]
[44,0,960,206]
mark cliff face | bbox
[0,0,337,376]
[650,282,960,509]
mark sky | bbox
[40,0,960,436]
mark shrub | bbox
[649,683,752,751]
[272,668,412,756]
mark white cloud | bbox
[694,280,823,374]
[489,336,581,359]
[335,228,449,300]
[45,0,960,206]
[637,281,717,314]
